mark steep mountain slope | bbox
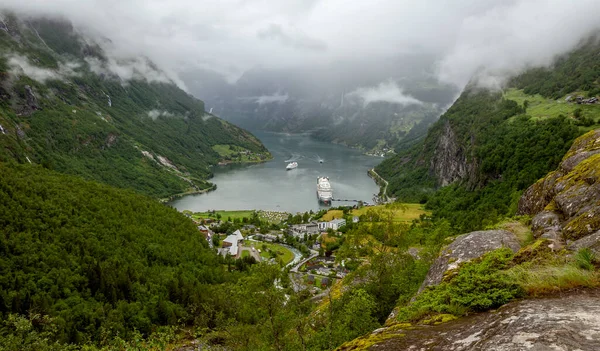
[375,39,600,232]
[0,14,270,198]
[0,163,228,345]
[184,58,458,154]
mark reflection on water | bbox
[170,131,381,213]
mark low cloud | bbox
[257,24,327,52]
[348,81,422,107]
[147,109,174,120]
[242,93,289,105]
[7,54,79,82]
[85,56,187,90]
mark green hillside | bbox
[0,15,270,198]
[0,163,232,347]
[376,39,600,232]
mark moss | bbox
[563,212,600,241]
[421,313,458,325]
[336,324,412,350]
[562,130,600,160]
[544,200,559,212]
[512,239,553,264]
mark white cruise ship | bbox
[317,176,333,204]
[286,161,298,170]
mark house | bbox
[352,216,360,223]
[221,230,244,257]
[306,222,319,234]
[318,222,328,231]
[329,218,346,230]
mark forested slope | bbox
[376,38,600,232]
[0,14,269,198]
[0,163,235,346]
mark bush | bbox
[395,248,523,322]
[575,248,596,271]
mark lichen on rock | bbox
[518,129,600,246]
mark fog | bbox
[348,81,423,107]
[2,0,600,91]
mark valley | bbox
[1,4,600,351]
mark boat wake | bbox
[284,153,303,163]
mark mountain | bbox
[0,14,270,198]
[375,37,600,232]
[184,56,458,154]
[0,163,240,347]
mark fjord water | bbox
[170,131,380,213]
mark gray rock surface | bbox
[518,129,600,243]
[430,122,477,187]
[363,289,600,351]
[568,230,600,255]
[417,230,521,294]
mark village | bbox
[188,209,361,294]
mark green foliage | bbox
[0,163,236,345]
[395,249,523,322]
[575,248,596,271]
[376,88,581,232]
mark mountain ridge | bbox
[0,13,270,198]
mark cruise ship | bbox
[286,161,298,170]
[317,176,333,204]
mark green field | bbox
[351,203,429,222]
[504,88,600,126]
[257,243,295,266]
[212,144,270,163]
[192,210,255,221]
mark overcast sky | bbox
[3,0,600,89]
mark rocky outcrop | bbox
[417,230,521,294]
[518,129,600,245]
[386,230,521,323]
[347,289,600,351]
[568,230,600,256]
[430,122,477,187]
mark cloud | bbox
[257,24,326,51]
[1,0,599,91]
[348,81,422,106]
[7,54,79,82]
[147,109,174,120]
[254,93,289,105]
[436,0,600,88]
[85,56,186,89]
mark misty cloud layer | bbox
[3,0,600,90]
[348,81,422,107]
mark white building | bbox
[329,218,346,230]
[221,230,244,257]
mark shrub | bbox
[395,248,523,322]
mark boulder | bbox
[568,230,600,255]
[417,230,521,294]
[350,289,600,351]
[518,129,600,243]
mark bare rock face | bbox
[518,129,600,245]
[568,230,600,255]
[430,122,478,187]
[355,289,600,351]
[417,230,521,294]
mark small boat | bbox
[319,159,324,164]
[286,162,298,170]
